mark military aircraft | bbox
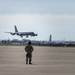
[5,25,38,38]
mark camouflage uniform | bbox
[25,42,33,64]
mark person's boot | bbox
[29,62,32,64]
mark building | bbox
[49,35,52,43]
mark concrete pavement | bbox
[0,46,75,75]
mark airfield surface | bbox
[0,46,75,75]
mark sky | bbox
[0,0,75,41]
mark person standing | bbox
[25,41,33,64]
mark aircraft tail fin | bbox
[15,25,18,32]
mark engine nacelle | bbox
[17,34,23,38]
[33,34,38,36]
[11,33,15,35]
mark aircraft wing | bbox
[4,32,12,33]
[4,32,15,35]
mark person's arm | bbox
[25,46,27,52]
[31,46,33,52]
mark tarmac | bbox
[0,46,75,75]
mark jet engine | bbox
[11,33,15,35]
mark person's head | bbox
[28,41,31,45]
